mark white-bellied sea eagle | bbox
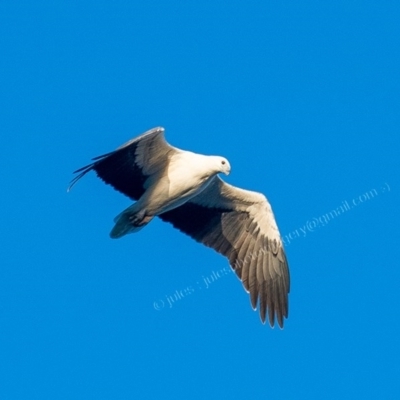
[68,127,290,328]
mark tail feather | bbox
[110,213,144,238]
[110,208,153,239]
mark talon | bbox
[128,209,147,226]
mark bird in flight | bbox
[69,127,290,328]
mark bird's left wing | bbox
[68,127,176,200]
[158,176,290,328]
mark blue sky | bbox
[1,1,399,398]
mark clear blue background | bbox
[1,1,399,399]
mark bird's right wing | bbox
[159,177,289,328]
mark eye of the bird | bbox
[221,160,226,165]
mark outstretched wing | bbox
[159,176,289,328]
[68,127,177,199]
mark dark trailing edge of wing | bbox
[68,141,147,200]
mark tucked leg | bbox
[110,207,154,238]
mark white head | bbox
[211,156,231,176]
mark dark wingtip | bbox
[67,163,95,192]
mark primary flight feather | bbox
[69,127,290,328]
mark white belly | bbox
[140,152,216,215]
